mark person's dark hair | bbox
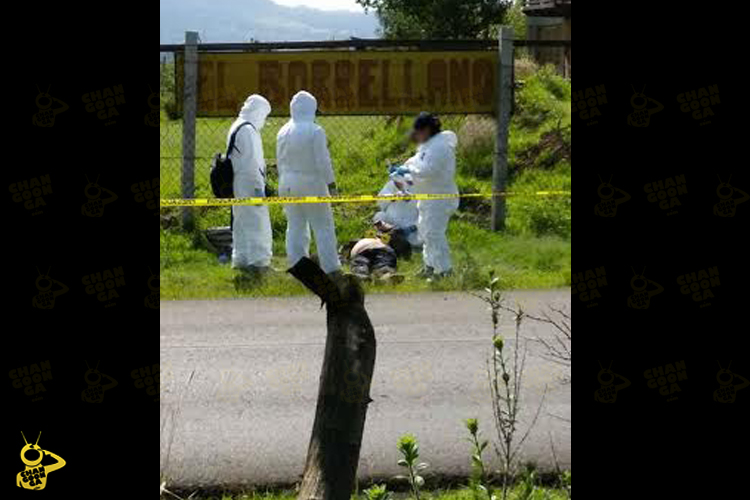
[339,240,359,261]
[413,112,441,136]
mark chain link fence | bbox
[160,52,499,210]
[160,41,571,239]
[160,115,497,199]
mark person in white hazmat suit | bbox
[391,113,459,279]
[372,177,421,247]
[276,91,342,275]
[228,94,273,272]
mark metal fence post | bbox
[492,26,514,232]
[181,31,199,230]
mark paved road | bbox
[160,290,571,488]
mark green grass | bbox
[160,218,569,299]
[166,486,570,500]
[159,61,571,299]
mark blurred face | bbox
[411,128,431,144]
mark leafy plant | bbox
[560,470,571,498]
[548,434,571,499]
[473,271,547,500]
[465,418,493,500]
[517,463,538,500]
[356,0,512,39]
[363,484,392,500]
[160,59,179,120]
[396,434,429,500]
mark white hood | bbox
[276,90,335,197]
[290,91,317,123]
[238,94,271,129]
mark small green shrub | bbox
[363,484,392,500]
[465,418,492,500]
[396,434,429,500]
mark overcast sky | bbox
[272,0,364,12]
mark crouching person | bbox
[372,177,421,250]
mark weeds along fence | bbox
[159,37,571,232]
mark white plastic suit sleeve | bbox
[377,181,397,210]
[314,128,335,186]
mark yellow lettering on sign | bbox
[177,51,497,116]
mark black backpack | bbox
[210,121,255,198]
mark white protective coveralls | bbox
[276,91,341,274]
[372,179,422,247]
[228,94,272,269]
[404,131,460,274]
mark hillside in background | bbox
[160,0,379,43]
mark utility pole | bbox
[492,26,514,231]
[181,31,198,230]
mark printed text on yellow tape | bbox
[159,191,571,207]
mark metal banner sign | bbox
[176,51,497,116]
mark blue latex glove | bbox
[394,166,411,176]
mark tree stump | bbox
[288,258,377,500]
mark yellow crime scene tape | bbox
[160,191,571,207]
